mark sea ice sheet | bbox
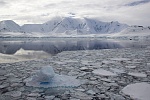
[122,82,150,100]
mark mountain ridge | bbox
[0,17,149,34]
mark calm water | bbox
[0,38,149,55]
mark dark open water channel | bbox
[0,38,149,55]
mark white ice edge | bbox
[122,82,150,100]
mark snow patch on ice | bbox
[122,82,150,100]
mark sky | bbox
[0,0,150,26]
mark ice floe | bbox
[128,72,147,77]
[4,91,22,97]
[125,65,136,68]
[122,82,150,100]
[109,68,125,74]
[109,58,131,61]
[92,69,117,76]
[147,63,150,66]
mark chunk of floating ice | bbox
[128,72,147,77]
[25,66,81,88]
[92,69,117,76]
[109,68,125,74]
[102,60,116,64]
[122,82,150,100]
[109,58,130,61]
[31,66,55,83]
[125,66,136,69]
[147,63,150,66]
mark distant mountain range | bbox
[0,17,149,34]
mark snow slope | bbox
[21,17,62,33]
[0,20,22,32]
[21,24,43,33]
[111,26,150,37]
[21,17,128,34]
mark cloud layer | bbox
[0,0,149,26]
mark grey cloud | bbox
[0,1,6,4]
[125,0,150,6]
[78,4,101,8]
[0,14,17,17]
[0,0,149,26]
[44,1,72,8]
[0,1,7,7]
[0,14,17,22]
[44,3,57,8]
[41,13,50,16]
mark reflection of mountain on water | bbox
[0,39,147,55]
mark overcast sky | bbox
[0,0,150,26]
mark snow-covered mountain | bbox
[121,25,150,34]
[21,17,128,34]
[0,20,22,32]
[0,17,149,35]
[21,24,43,33]
[110,25,150,38]
[22,17,62,33]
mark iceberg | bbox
[31,66,55,83]
[26,66,81,88]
